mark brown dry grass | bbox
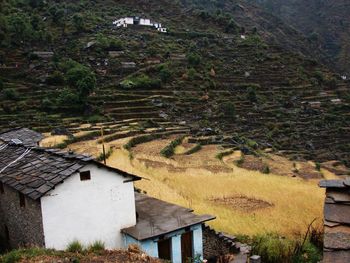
[105,138,329,238]
[56,136,333,239]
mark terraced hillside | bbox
[0,0,349,165]
[252,0,350,74]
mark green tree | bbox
[219,102,236,119]
[72,13,84,31]
[187,53,201,66]
[7,13,33,43]
[49,5,65,25]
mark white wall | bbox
[41,164,136,250]
[125,17,134,25]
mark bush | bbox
[184,144,202,155]
[57,88,80,105]
[216,149,234,160]
[160,136,185,158]
[3,88,18,100]
[218,102,235,119]
[159,66,172,83]
[315,162,321,171]
[88,240,105,253]
[124,134,163,150]
[66,240,83,253]
[187,52,201,66]
[46,71,65,85]
[262,165,270,174]
[246,86,257,102]
[0,78,3,91]
[252,233,322,263]
[120,74,161,89]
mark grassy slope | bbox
[80,137,334,239]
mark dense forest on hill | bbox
[0,0,349,166]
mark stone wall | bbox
[320,180,350,263]
[202,225,238,262]
[0,184,44,248]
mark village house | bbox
[0,129,218,263]
[319,179,350,263]
[113,16,167,33]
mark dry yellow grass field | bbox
[103,138,331,239]
[52,133,338,239]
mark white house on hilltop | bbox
[113,16,167,33]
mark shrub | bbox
[0,78,3,91]
[124,134,163,150]
[46,71,65,85]
[73,13,84,31]
[66,240,83,253]
[57,88,81,106]
[120,74,161,89]
[88,241,105,253]
[315,162,321,171]
[3,88,18,100]
[218,102,235,119]
[187,52,201,66]
[216,149,234,160]
[96,148,113,162]
[314,71,325,83]
[160,136,185,158]
[184,144,202,155]
[246,86,257,102]
[252,233,294,263]
[262,165,270,174]
[159,66,172,83]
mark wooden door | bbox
[158,238,171,261]
[181,231,193,262]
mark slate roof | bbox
[0,142,141,200]
[122,193,215,241]
[0,127,44,146]
[319,179,350,263]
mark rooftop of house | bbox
[0,142,141,200]
[0,127,44,146]
[122,193,215,241]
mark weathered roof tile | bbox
[0,142,140,200]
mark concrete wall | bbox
[124,235,159,258]
[0,184,44,248]
[41,164,136,250]
[124,224,203,263]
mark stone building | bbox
[319,179,350,263]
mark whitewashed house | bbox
[0,129,215,263]
[113,16,167,33]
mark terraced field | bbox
[1,0,349,166]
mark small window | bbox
[19,192,25,208]
[0,182,4,194]
[4,225,9,241]
[80,171,91,181]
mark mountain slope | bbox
[0,0,349,165]
[251,0,350,74]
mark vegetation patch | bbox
[210,195,274,212]
[124,134,164,150]
[184,144,202,155]
[160,135,185,158]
